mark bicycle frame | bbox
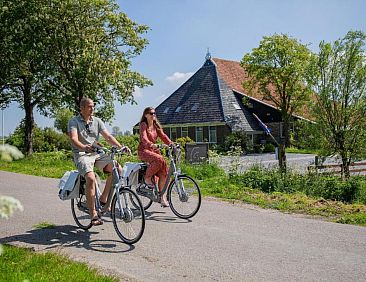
[93,147,129,218]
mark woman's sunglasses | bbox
[149,112,156,116]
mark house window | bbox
[196,127,203,142]
[191,103,199,111]
[181,127,188,137]
[171,127,177,140]
[163,107,170,114]
[232,103,241,110]
[209,126,217,143]
[175,106,181,113]
[164,127,171,139]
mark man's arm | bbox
[101,129,123,148]
[69,130,93,153]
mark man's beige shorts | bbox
[74,153,113,176]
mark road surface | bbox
[1,171,365,281]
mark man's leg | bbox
[99,162,123,205]
[84,171,98,219]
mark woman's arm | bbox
[140,122,154,148]
[157,127,173,145]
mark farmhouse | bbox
[134,53,308,145]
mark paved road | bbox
[1,171,366,281]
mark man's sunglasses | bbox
[85,123,91,134]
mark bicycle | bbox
[70,146,146,244]
[124,143,201,219]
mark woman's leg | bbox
[139,150,165,185]
[156,163,169,206]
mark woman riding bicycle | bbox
[138,107,173,207]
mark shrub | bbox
[234,166,366,204]
[218,132,252,155]
[7,121,70,152]
[263,143,276,153]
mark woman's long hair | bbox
[140,107,162,129]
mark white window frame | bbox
[195,126,203,142]
[209,126,217,143]
[181,126,188,137]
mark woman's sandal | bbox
[99,200,111,214]
[158,198,169,208]
[91,216,103,226]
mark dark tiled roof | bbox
[156,62,225,125]
[217,75,262,132]
[154,57,290,133]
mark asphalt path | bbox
[1,171,366,281]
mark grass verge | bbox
[0,244,117,281]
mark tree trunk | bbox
[278,143,287,171]
[341,157,350,180]
[283,119,291,147]
[23,81,34,156]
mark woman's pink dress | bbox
[137,122,172,180]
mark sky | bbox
[1,0,366,136]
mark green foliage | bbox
[0,245,118,281]
[293,120,323,151]
[218,132,251,155]
[0,151,75,178]
[176,136,194,148]
[306,31,366,178]
[235,166,366,204]
[0,0,152,154]
[180,162,226,180]
[115,134,139,153]
[241,33,313,169]
[263,143,275,153]
[54,108,74,134]
[7,121,70,153]
[45,0,153,120]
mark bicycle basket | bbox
[58,170,80,200]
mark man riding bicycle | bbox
[67,97,128,226]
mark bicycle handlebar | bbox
[156,143,180,150]
[92,142,131,155]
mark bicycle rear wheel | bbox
[168,175,201,219]
[71,193,92,230]
[132,185,153,210]
[111,188,145,244]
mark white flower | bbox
[0,196,24,219]
[0,144,24,161]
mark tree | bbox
[0,0,62,155]
[306,31,366,179]
[54,108,74,134]
[241,34,313,170]
[46,0,152,120]
[0,0,152,154]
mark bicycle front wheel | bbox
[111,188,145,244]
[168,175,201,219]
[71,193,92,230]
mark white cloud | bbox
[165,71,194,84]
